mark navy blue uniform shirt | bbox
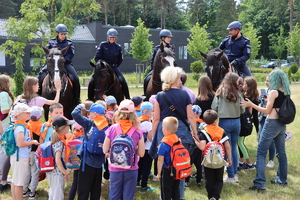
[218,35,251,66]
[47,37,74,64]
[95,41,123,67]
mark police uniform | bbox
[219,35,251,76]
[38,37,81,103]
[89,41,130,99]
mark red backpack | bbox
[164,140,192,180]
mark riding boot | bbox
[143,70,152,96]
[88,77,95,101]
[37,65,48,95]
[120,78,130,99]
[65,63,81,105]
[73,79,81,105]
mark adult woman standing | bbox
[89,28,130,100]
[149,66,197,200]
[211,72,244,183]
[0,75,14,193]
[242,69,290,190]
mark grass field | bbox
[1,73,300,200]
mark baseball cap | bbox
[192,105,202,115]
[118,99,135,113]
[105,95,117,105]
[131,96,143,107]
[140,102,153,114]
[12,103,34,116]
[30,106,42,120]
[52,116,75,129]
[87,103,106,114]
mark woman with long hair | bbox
[242,69,290,190]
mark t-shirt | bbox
[0,91,12,126]
[15,96,48,107]
[157,142,171,169]
[13,125,31,158]
[40,123,54,143]
[47,140,65,175]
[140,120,152,150]
[105,124,143,172]
[182,86,196,103]
[156,88,191,120]
[193,94,214,119]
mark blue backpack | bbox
[1,124,26,161]
[35,142,55,172]
[109,125,136,169]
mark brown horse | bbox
[145,43,176,100]
[200,48,231,91]
[41,46,75,120]
[88,60,124,104]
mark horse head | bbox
[42,46,69,82]
[90,60,112,101]
[200,48,229,91]
[153,42,177,70]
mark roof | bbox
[0,19,95,41]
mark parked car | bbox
[281,62,297,67]
[260,60,287,69]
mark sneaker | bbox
[197,182,202,187]
[152,176,158,181]
[270,180,288,187]
[242,164,256,170]
[249,185,266,191]
[266,160,274,168]
[191,173,197,178]
[209,198,217,200]
[136,182,140,188]
[29,192,38,199]
[223,177,236,184]
[184,182,190,188]
[0,183,11,193]
[234,174,239,183]
[140,186,155,192]
[23,189,31,197]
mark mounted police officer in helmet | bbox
[37,24,81,104]
[219,21,251,77]
[88,28,130,99]
[143,29,175,95]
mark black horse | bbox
[88,60,124,104]
[145,43,176,100]
[41,46,75,120]
[200,48,231,91]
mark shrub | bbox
[289,64,299,74]
[190,60,204,74]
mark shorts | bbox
[10,155,29,186]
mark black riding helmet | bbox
[55,24,68,34]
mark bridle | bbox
[94,66,115,96]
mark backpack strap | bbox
[201,130,228,144]
[14,124,27,161]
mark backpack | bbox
[276,95,296,124]
[109,125,136,169]
[66,139,83,170]
[1,124,26,161]
[165,140,192,180]
[201,130,228,169]
[240,107,253,137]
[35,142,55,172]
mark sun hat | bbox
[118,99,135,113]
[192,105,202,116]
[52,116,75,129]
[12,103,34,117]
[131,96,143,107]
[30,106,42,120]
[86,103,106,114]
[140,102,153,114]
[105,95,117,105]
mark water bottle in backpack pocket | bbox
[109,125,136,169]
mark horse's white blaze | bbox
[209,66,213,75]
[53,55,60,82]
[165,56,175,66]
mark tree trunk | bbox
[289,0,293,32]
[103,0,108,25]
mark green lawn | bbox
[2,73,299,200]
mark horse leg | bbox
[43,105,49,121]
[88,77,95,101]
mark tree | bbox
[286,23,300,64]
[269,26,286,60]
[129,18,153,63]
[242,22,261,62]
[0,0,101,95]
[0,0,17,18]
[187,23,212,60]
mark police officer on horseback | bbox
[143,29,175,95]
[90,28,130,99]
[219,21,251,77]
[37,24,81,104]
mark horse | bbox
[200,48,231,91]
[41,46,75,121]
[88,60,124,104]
[145,43,176,100]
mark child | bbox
[71,103,108,200]
[47,116,73,200]
[238,76,258,170]
[23,106,44,199]
[40,103,64,143]
[10,103,39,200]
[137,102,154,192]
[185,105,203,187]
[103,99,145,200]
[131,96,143,117]
[156,116,180,200]
[105,95,118,120]
[194,110,232,200]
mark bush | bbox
[190,60,204,74]
[250,67,272,73]
[289,64,298,74]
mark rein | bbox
[94,67,115,95]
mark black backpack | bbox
[276,95,296,124]
[240,108,253,137]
